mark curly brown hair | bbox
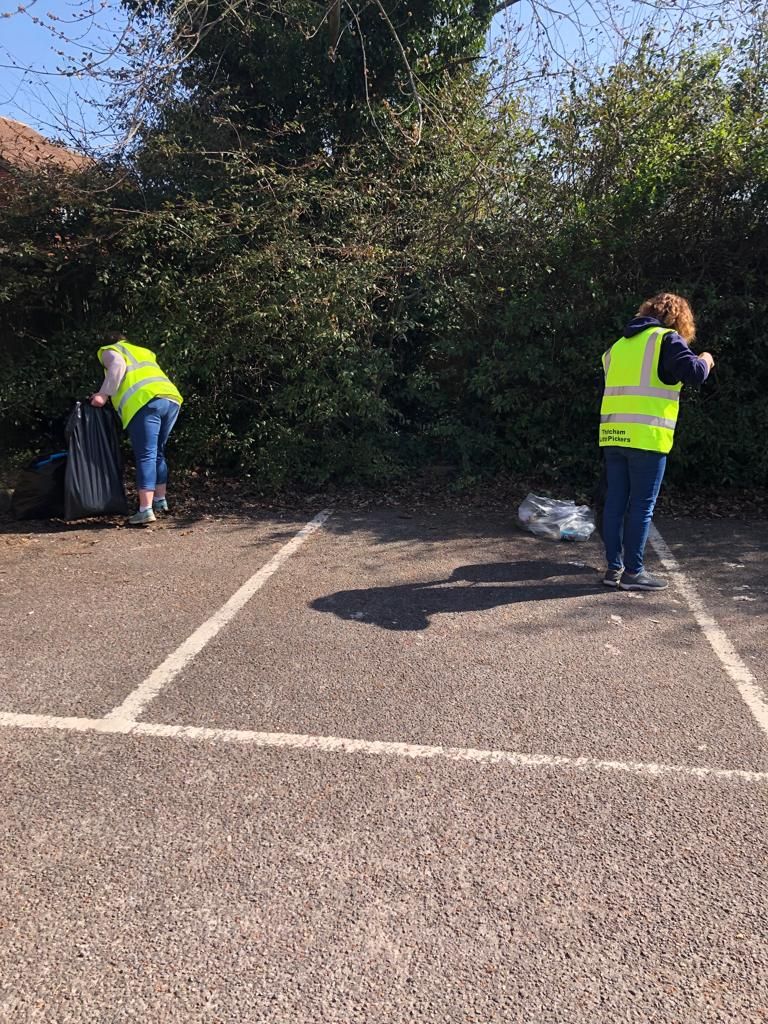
[636,292,696,342]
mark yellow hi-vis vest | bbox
[599,326,682,453]
[97,340,183,429]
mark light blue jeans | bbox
[126,398,180,492]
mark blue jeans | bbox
[127,398,180,492]
[603,447,667,574]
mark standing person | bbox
[90,331,183,526]
[599,293,714,591]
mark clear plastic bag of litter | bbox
[517,493,595,542]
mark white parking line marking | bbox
[1,710,767,784]
[650,525,768,739]
[104,509,333,722]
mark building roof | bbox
[0,116,92,174]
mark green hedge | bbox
[1,37,767,492]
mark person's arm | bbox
[658,332,714,386]
[91,349,126,406]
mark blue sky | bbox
[0,0,738,150]
[0,0,127,146]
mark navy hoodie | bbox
[620,316,710,386]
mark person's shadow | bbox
[311,560,599,631]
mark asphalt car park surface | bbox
[1,508,766,1023]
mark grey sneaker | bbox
[619,570,668,591]
[127,507,156,526]
[153,498,169,514]
[602,567,624,587]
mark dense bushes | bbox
[1,29,767,492]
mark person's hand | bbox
[700,352,715,372]
[90,393,108,407]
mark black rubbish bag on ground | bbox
[11,452,68,520]
[64,401,128,520]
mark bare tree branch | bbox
[494,0,523,14]
[0,0,760,154]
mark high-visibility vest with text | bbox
[97,341,183,429]
[599,327,682,453]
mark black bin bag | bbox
[11,452,68,520]
[64,401,128,520]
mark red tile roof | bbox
[0,116,91,174]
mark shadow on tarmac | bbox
[312,560,600,631]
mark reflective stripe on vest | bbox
[116,377,174,417]
[98,341,183,429]
[599,328,682,453]
[601,412,678,430]
[603,386,680,401]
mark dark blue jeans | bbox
[126,398,180,492]
[603,447,667,574]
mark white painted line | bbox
[0,712,134,735]
[104,509,333,722]
[1,710,767,784]
[649,524,768,739]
